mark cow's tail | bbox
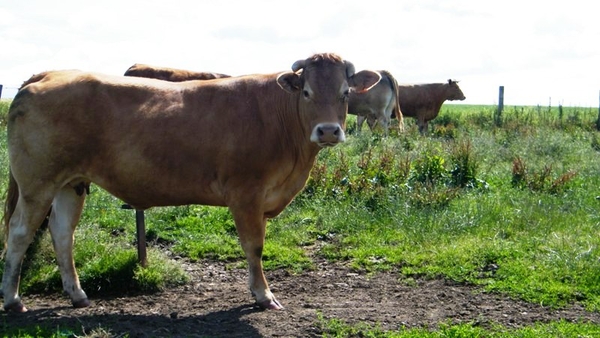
[380,70,404,132]
[2,73,55,260]
[2,76,37,259]
[2,170,19,259]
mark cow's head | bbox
[447,79,466,101]
[277,53,381,147]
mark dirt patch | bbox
[2,259,599,337]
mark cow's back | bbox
[124,63,231,81]
[8,70,303,210]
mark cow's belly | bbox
[87,148,312,215]
[92,173,227,210]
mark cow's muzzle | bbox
[311,123,346,147]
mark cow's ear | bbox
[277,72,303,93]
[349,70,381,94]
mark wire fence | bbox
[1,84,599,128]
[0,84,19,100]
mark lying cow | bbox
[1,53,381,312]
[348,69,404,134]
[124,63,231,81]
[360,79,465,134]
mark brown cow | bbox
[1,53,381,312]
[361,79,465,134]
[348,70,404,134]
[124,63,231,81]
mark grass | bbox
[2,100,600,336]
[0,326,115,338]
[317,315,600,337]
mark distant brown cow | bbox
[361,79,465,134]
[1,53,381,312]
[348,70,404,134]
[124,63,231,81]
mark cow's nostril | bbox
[318,125,337,134]
[311,123,345,145]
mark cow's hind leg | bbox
[230,207,283,310]
[47,185,89,308]
[2,195,53,312]
[417,118,429,134]
[380,115,391,135]
[366,115,377,132]
[356,115,366,133]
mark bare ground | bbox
[2,259,599,338]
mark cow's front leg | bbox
[230,207,283,310]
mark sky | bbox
[0,1,598,107]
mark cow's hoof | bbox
[4,301,27,313]
[257,298,284,310]
[72,298,91,308]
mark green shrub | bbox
[449,140,481,188]
[410,147,447,185]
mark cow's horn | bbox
[291,60,305,72]
[345,61,355,78]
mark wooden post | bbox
[122,204,148,267]
[135,210,148,267]
[0,84,3,99]
[498,86,504,115]
[596,90,600,131]
[495,86,504,125]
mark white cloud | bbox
[1,0,598,106]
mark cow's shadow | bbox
[3,303,266,337]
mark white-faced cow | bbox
[124,63,231,81]
[1,53,381,312]
[348,70,404,134]
[360,79,465,134]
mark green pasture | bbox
[1,100,600,337]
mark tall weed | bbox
[511,156,577,194]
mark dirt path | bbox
[3,260,599,337]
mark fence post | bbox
[0,84,3,99]
[597,90,600,131]
[135,210,148,267]
[495,86,504,125]
[122,204,148,267]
